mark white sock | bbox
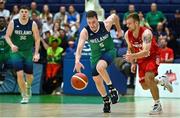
[102,94,107,98]
[154,99,160,104]
[107,81,112,85]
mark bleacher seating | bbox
[100,0,115,3]
[5,0,179,29]
[6,0,20,4]
[157,0,169,4]
[171,0,180,3]
[129,0,142,3]
[74,0,85,4]
[33,0,47,4]
[143,0,157,3]
[115,0,129,3]
[46,0,62,4]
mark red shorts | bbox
[138,60,158,83]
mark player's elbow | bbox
[4,35,9,41]
[111,14,119,21]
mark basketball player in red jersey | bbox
[123,13,173,115]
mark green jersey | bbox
[0,27,10,62]
[85,22,116,64]
[11,19,34,51]
[0,27,10,54]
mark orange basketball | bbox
[71,73,88,90]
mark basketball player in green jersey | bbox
[5,6,40,104]
[74,10,122,113]
[0,16,10,83]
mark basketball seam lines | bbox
[72,75,88,86]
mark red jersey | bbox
[127,27,159,64]
[159,47,174,63]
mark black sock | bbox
[107,84,114,91]
[102,95,109,102]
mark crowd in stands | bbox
[0,0,180,93]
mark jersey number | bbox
[20,36,27,40]
[99,42,104,48]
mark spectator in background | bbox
[44,38,63,94]
[123,4,137,26]
[46,38,63,80]
[169,10,180,39]
[167,29,180,59]
[10,5,19,20]
[154,22,169,44]
[59,28,68,54]
[159,36,174,63]
[66,38,76,54]
[31,11,42,33]
[67,5,80,36]
[53,6,67,28]
[138,11,151,30]
[63,23,73,39]
[0,0,10,22]
[146,3,166,31]
[29,1,40,18]
[53,22,60,38]
[40,4,53,23]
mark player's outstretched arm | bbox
[104,14,122,38]
[74,28,88,72]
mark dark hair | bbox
[52,39,58,43]
[86,10,97,19]
[20,5,30,10]
[126,13,140,22]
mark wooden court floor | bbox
[0,94,180,117]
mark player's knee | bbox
[142,85,149,90]
[141,83,149,90]
[96,61,107,73]
[144,72,156,86]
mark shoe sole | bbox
[149,110,163,115]
[111,90,119,104]
[104,111,111,113]
[20,102,28,104]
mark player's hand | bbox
[33,53,40,62]
[116,30,123,38]
[131,63,136,73]
[11,44,18,52]
[73,61,85,73]
[123,53,134,63]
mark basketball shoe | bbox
[20,97,29,104]
[109,88,119,104]
[149,102,162,115]
[20,93,29,104]
[103,99,111,113]
[160,75,173,92]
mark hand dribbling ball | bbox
[71,73,88,90]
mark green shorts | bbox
[91,50,116,76]
[10,50,33,74]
